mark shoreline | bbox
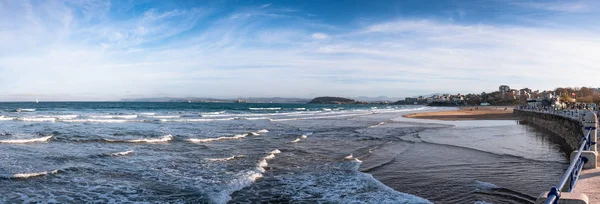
[403,106,519,121]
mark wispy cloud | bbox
[1,0,600,100]
[514,1,591,13]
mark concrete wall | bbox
[515,110,583,151]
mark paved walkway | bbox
[574,157,600,203]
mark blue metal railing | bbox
[544,127,594,204]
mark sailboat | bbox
[36,98,39,103]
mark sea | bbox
[0,102,569,203]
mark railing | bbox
[544,127,594,204]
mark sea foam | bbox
[104,135,173,143]
[0,135,53,144]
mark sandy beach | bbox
[404,106,518,120]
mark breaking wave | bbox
[7,169,59,179]
[249,108,281,110]
[104,135,173,143]
[105,150,134,156]
[0,135,53,144]
[90,115,138,119]
[206,155,246,162]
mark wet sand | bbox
[404,106,518,120]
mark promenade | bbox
[517,107,599,204]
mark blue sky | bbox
[1,0,600,101]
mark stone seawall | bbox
[514,110,583,151]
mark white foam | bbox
[300,135,308,139]
[248,132,260,136]
[264,153,276,160]
[53,115,79,119]
[146,115,181,119]
[322,108,332,111]
[257,129,269,133]
[188,134,246,143]
[160,118,236,122]
[19,118,56,122]
[0,135,53,144]
[270,113,370,121]
[139,112,156,116]
[474,180,499,190]
[270,149,281,154]
[344,154,354,160]
[249,107,281,110]
[0,116,15,121]
[18,109,36,112]
[90,115,138,119]
[105,150,134,156]
[200,111,225,115]
[294,108,306,111]
[206,155,245,162]
[104,135,173,143]
[244,117,270,120]
[61,119,138,123]
[11,169,59,179]
[369,122,386,128]
[213,171,264,204]
[288,138,301,143]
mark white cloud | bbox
[1,1,600,100]
[515,1,591,13]
[311,33,329,39]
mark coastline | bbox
[403,106,518,120]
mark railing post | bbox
[582,110,598,152]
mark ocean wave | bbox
[200,111,225,115]
[258,149,281,172]
[207,155,246,162]
[104,135,173,143]
[146,115,181,119]
[0,135,53,144]
[288,138,301,143]
[188,134,247,143]
[160,118,236,122]
[61,119,141,123]
[19,117,56,122]
[8,169,59,179]
[188,129,266,143]
[243,117,271,120]
[474,180,499,190]
[105,150,134,156]
[139,112,156,116]
[368,122,386,128]
[0,116,15,121]
[249,107,281,111]
[271,162,432,204]
[270,113,370,121]
[90,115,138,119]
[294,108,306,111]
[213,171,264,204]
[16,108,36,112]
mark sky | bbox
[1,0,600,101]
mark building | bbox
[499,85,510,93]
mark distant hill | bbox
[308,97,368,104]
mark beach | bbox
[404,106,518,120]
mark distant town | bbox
[395,85,600,109]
